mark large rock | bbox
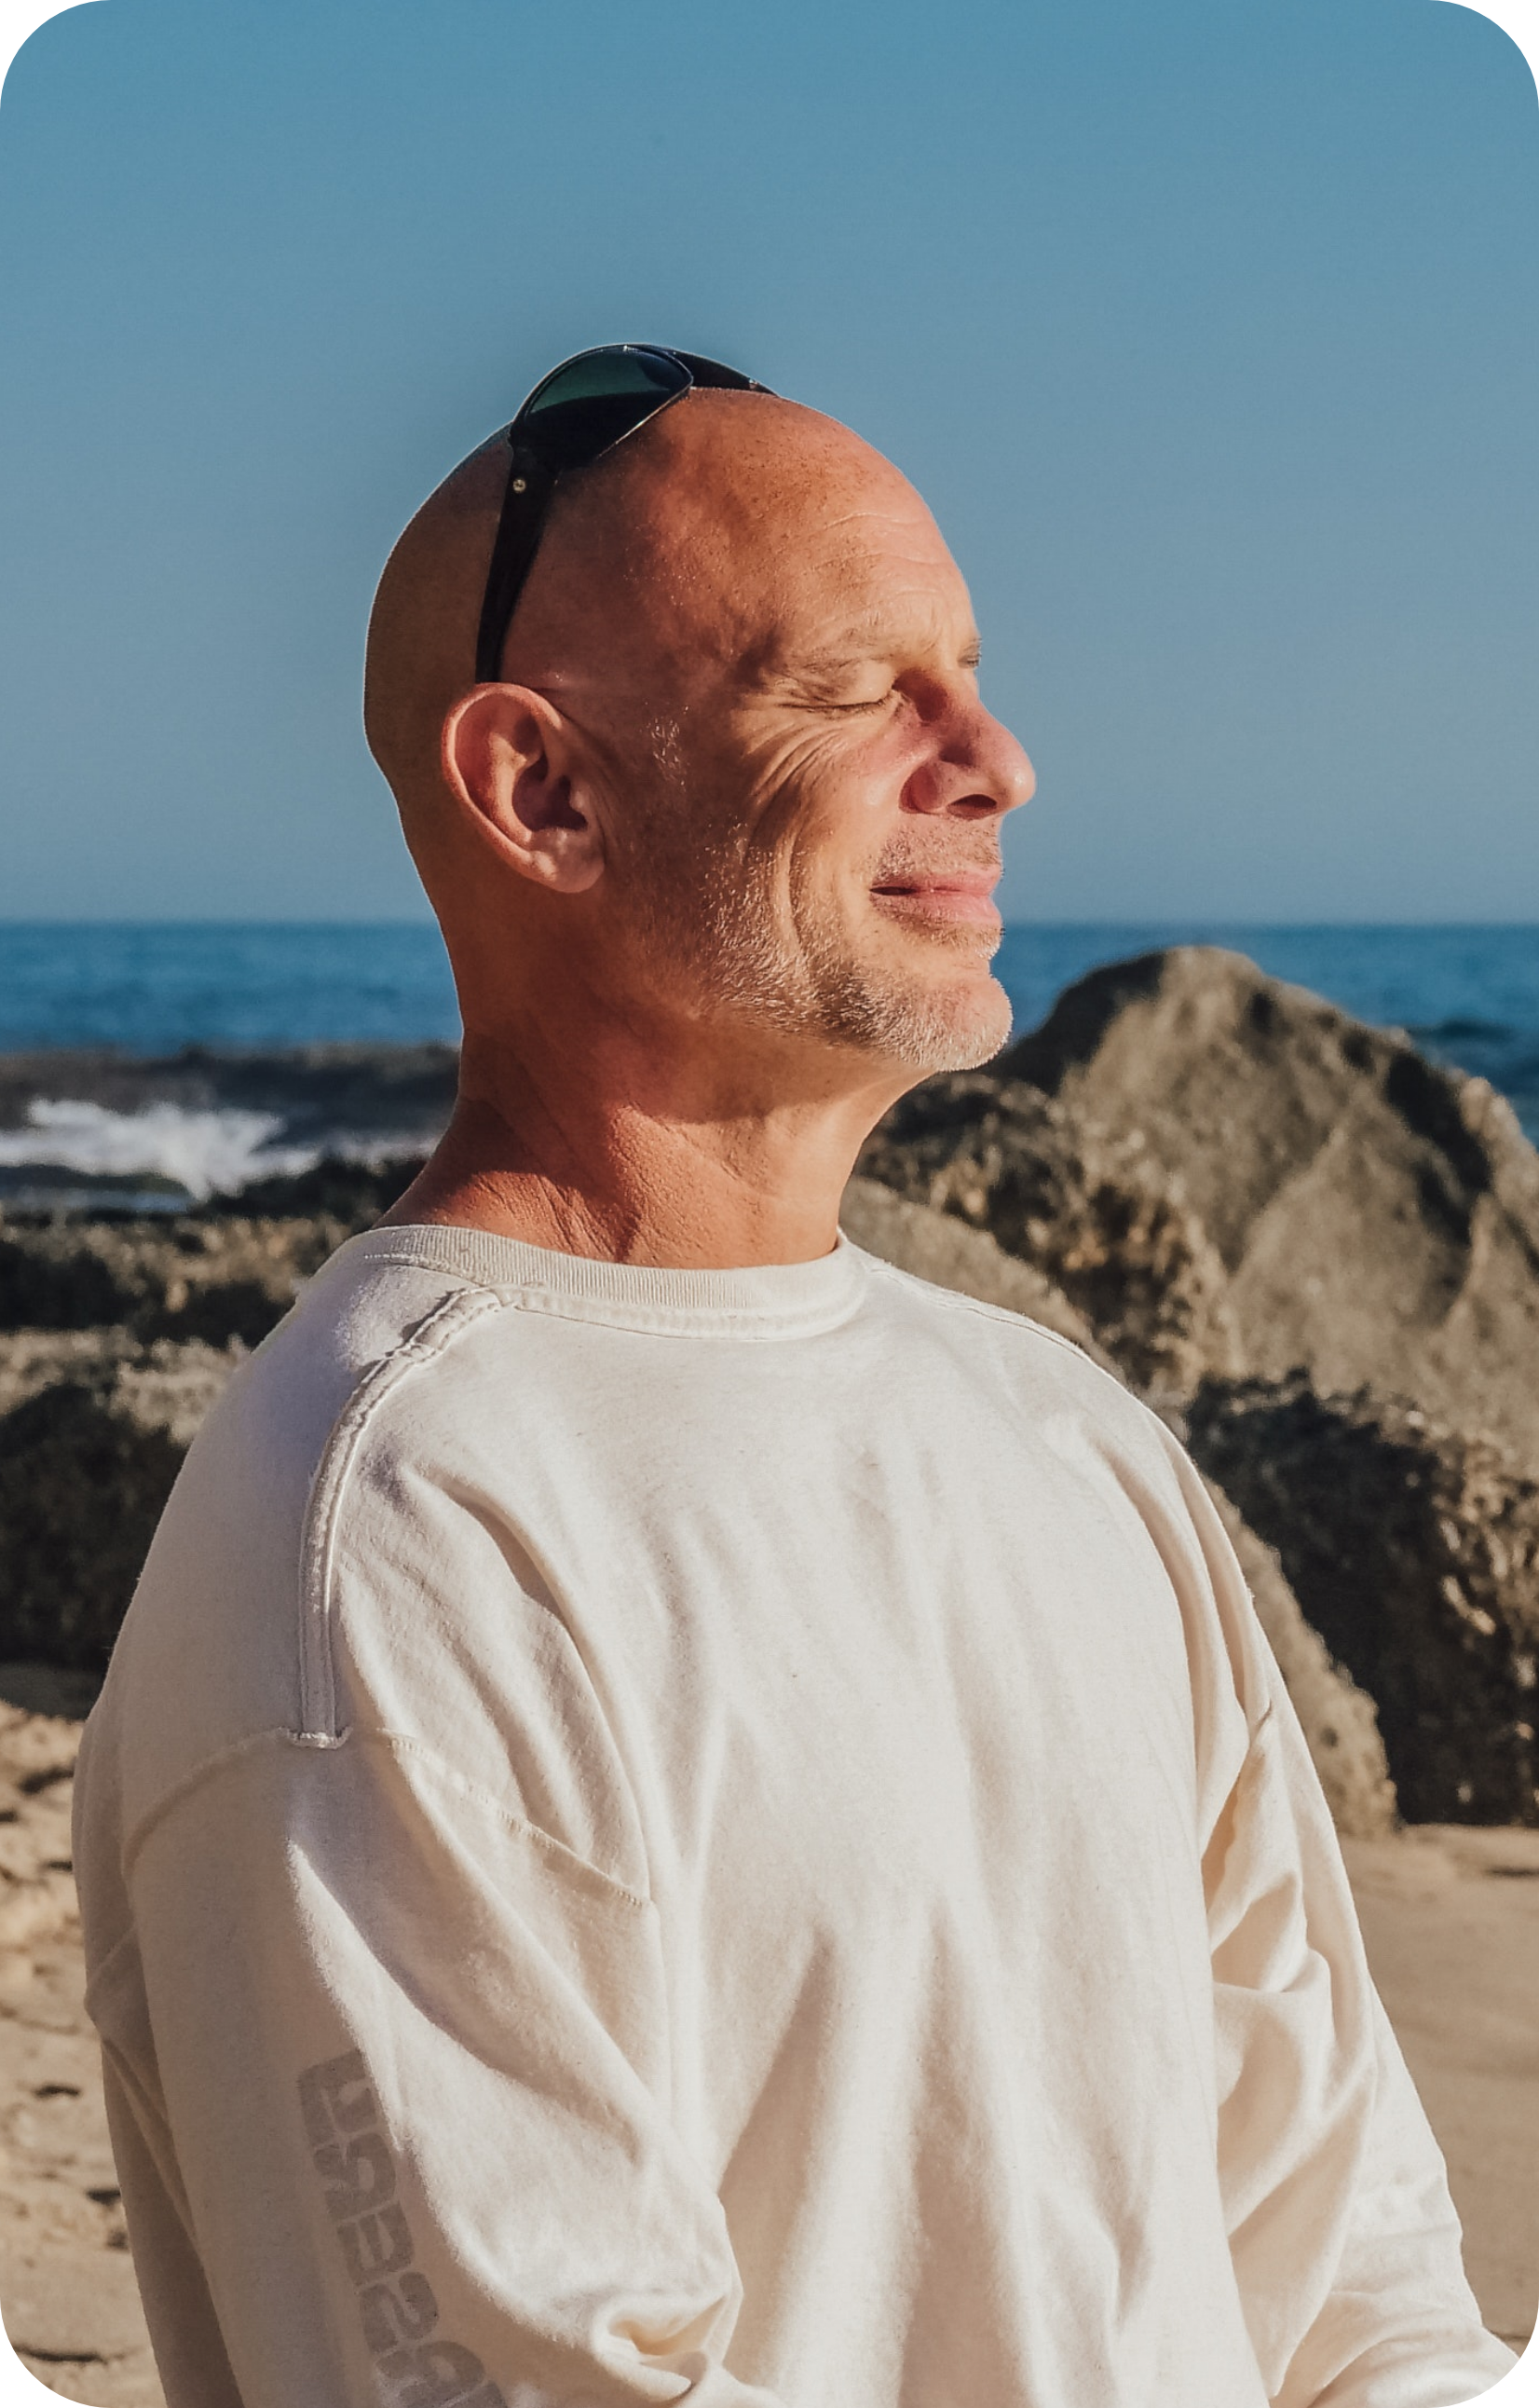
[857,1076,1236,1392]
[1186,1375,1539,1826]
[1001,947,1539,1469]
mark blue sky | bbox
[0,0,1535,924]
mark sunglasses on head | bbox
[474,343,774,685]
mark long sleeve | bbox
[89,1728,786,2408]
[1173,1454,1517,2408]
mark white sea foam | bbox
[0,1100,324,1200]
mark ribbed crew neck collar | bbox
[342,1221,870,1339]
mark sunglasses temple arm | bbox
[473,446,557,685]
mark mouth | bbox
[868,872,1002,932]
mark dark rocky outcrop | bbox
[202,1155,423,1224]
[0,1216,340,1348]
[852,943,1539,1824]
[0,1161,423,1348]
[1186,1376,1539,1825]
[0,1160,429,1675]
[0,1341,238,1671]
[1200,1475,1397,1839]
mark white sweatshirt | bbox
[72,1225,1513,2408]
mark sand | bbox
[0,1683,160,2406]
[0,1686,1532,2403]
[1342,1824,1539,2356]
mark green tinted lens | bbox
[523,347,688,419]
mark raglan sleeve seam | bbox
[116,1721,655,1919]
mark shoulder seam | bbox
[296,1285,505,1739]
[121,1723,306,1880]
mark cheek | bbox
[746,727,915,864]
[781,800,896,933]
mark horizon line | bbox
[2,916,1537,935]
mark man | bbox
[74,347,1513,2408]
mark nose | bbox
[903,691,1035,821]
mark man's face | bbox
[588,423,1036,1077]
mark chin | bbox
[817,954,1015,1073]
[866,921,1015,1069]
[903,979,1015,1072]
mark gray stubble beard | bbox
[633,833,1015,1074]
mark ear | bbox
[440,685,605,894]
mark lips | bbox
[869,871,1001,929]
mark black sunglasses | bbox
[474,343,774,684]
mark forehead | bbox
[664,451,970,674]
[533,396,973,686]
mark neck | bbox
[379,1026,914,1269]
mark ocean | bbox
[0,921,1534,1209]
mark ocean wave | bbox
[0,1099,407,1202]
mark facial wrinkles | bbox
[734,653,1003,896]
[618,685,1010,1071]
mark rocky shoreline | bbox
[6,944,1537,1837]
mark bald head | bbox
[363,391,929,855]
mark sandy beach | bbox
[0,1680,1532,2404]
